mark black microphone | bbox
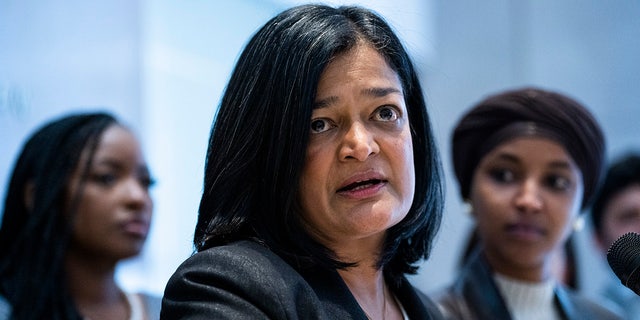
[607,232,640,295]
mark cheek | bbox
[402,147,415,195]
[472,195,501,225]
[64,181,81,214]
[469,179,505,218]
[73,189,111,229]
[604,214,640,241]
[72,199,98,232]
[392,132,415,195]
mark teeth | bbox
[351,182,374,190]
[342,179,380,191]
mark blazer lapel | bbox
[554,285,575,320]
[395,276,443,320]
[300,267,368,320]
[457,251,513,320]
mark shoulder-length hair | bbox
[0,112,117,320]
[195,4,443,284]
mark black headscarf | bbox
[452,87,605,210]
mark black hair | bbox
[0,112,117,320]
[591,153,640,237]
[194,4,443,285]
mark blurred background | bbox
[1,0,639,299]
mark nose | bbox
[339,122,379,161]
[124,178,152,211]
[514,179,543,213]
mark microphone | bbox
[607,232,640,295]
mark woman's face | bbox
[599,184,640,250]
[469,137,583,281]
[67,125,154,263]
[298,44,415,249]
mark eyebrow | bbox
[95,158,150,173]
[312,86,402,110]
[362,87,402,97]
[94,158,125,169]
[494,153,574,170]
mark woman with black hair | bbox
[161,4,444,320]
[591,152,640,319]
[0,112,160,319]
[434,87,621,319]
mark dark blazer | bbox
[433,250,622,320]
[161,240,443,319]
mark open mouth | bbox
[337,179,385,192]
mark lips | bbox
[336,171,388,198]
[505,222,546,241]
[337,179,385,192]
[121,218,150,238]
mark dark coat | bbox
[161,240,443,319]
[433,250,622,320]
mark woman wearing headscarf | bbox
[434,87,622,319]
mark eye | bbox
[92,173,117,187]
[310,118,333,133]
[489,168,515,183]
[545,174,572,191]
[373,106,399,122]
[139,175,156,189]
[617,209,640,223]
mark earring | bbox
[462,200,473,216]
[572,216,585,232]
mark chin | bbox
[119,242,145,256]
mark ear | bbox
[24,181,35,212]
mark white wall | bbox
[0,0,142,201]
[2,0,639,300]
[122,0,294,294]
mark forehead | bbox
[606,185,640,209]
[484,137,575,166]
[78,125,141,165]
[96,125,136,147]
[316,44,401,92]
[97,125,141,157]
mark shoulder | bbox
[429,253,509,320]
[170,240,303,285]
[600,282,640,319]
[134,292,161,320]
[0,294,11,320]
[556,286,624,320]
[179,240,285,267]
[161,240,326,319]
[428,254,476,316]
[429,285,470,320]
[165,240,303,293]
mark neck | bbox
[65,252,129,319]
[483,250,549,282]
[66,252,119,300]
[339,267,401,320]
